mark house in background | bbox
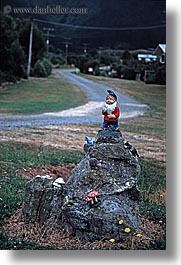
[154,44,166,64]
[137,53,157,62]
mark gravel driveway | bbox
[0,69,148,130]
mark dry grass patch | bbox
[0,124,165,165]
[3,209,164,250]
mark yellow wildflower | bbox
[0,198,3,201]
[118,219,124,225]
[109,238,115,243]
[136,233,142,238]
[124,227,131,233]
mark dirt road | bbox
[1,70,165,163]
[0,69,148,129]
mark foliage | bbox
[146,64,166,85]
[77,49,166,84]
[75,55,89,73]
[83,59,99,74]
[67,54,79,66]
[121,50,131,63]
[0,13,26,83]
[100,71,109,77]
[99,54,115,65]
[76,50,166,84]
[75,54,100,74]
[94,65,100,76]
[50,54,64,66]
[116,64,135,80]
[155,64,166,85]
[33,58,52,77]
[0,13,47,84]
[19,20,46,67]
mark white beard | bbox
[105,102,117,114]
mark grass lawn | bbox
[0,70,88,115]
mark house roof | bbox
[154,44,166,54]
[159,44,166,53]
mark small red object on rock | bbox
[86,190,99,203]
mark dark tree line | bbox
[0,13,47,84]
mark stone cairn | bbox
[22,126,142,242]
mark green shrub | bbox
[33,58,52,77]
[0,14,27,84]
[146,65,166,85]
[145,73,157,84]
[100,71,108,77]
[94,66,100,76]
[0,71,6,85]
[155,65,166,85]
[123,67,135,80]
[42,58,52,76]
[116,64,135,80]
[5,74,17,83]
[50,55,64,65]
[33,60,47,77]
[83,59,99,74]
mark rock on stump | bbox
[22,127,142,242]
[62,128,142,241]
